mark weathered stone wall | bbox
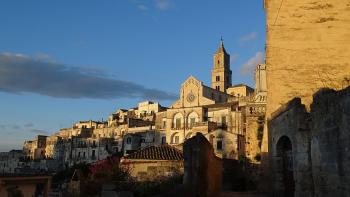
[269,98,314,197]
[264,1,350,192]
[122,160,184,182]
[310,87,350,196]
[264,0,350,155]
[269,87,350,196]
[183,133,222,197]
[266,0,350,115]
[245,116,262,162]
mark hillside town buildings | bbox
[0,40,266,176]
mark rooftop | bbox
[124,145,183,161]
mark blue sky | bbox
[0,0,266,152]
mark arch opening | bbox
[276,136,295,197]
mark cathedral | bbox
[164,39,266,160]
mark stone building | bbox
[63,135,115,167]
[163,41,258,160]
[211,38,232,92]
[23,135,47,160]
[19,40,267,179]
[244,64,267,162]
[45,135,62,159]
[227,84,254,98]
[123,130,166,155]
[264,0,350,195]
[0,150,24,174]
[263,0,350,154]
[0,175,52,197]
[121,145,184,181]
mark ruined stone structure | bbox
[269,87,350,196]
[183,133,222,197]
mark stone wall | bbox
[264,0,350,151]
[269,98,313,197]
[310,87,350,196]
[264,0,350,192]
[122,160,184,182]
[183,133,222,197]
[266,0,350,116]
[269,87,350,196]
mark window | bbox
[221,116,226,125]
[141,139,146,143]
[216,76,220,81]
[126,137,132,144]
[175,136,179,144]
[83,152,86,158]
[211,93,214,99]
[161,137,166,144]
[78,152,81,158]
[226,76,230,82]
[93,141,96,147]
[217,140,223,150]
[176,118,181,129]
[190,118,196,128]
[216,86,220,91]
[92,150,96,158]
[162,120,166,128]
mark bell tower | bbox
[211,38,232,92]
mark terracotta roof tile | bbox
[124,145,183,161]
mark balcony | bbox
[171,123,184,130]
[191,121,227,132]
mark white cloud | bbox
[240,52,265,75]
[240,32,258,42]
[137,4,149,11]
[155,0,173,10]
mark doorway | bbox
[276,136,295,197]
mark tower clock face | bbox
[187,93,196,103]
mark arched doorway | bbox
[276,136,295,197]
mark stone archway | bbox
[276,136,295,197]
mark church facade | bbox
[160,40,265,160]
